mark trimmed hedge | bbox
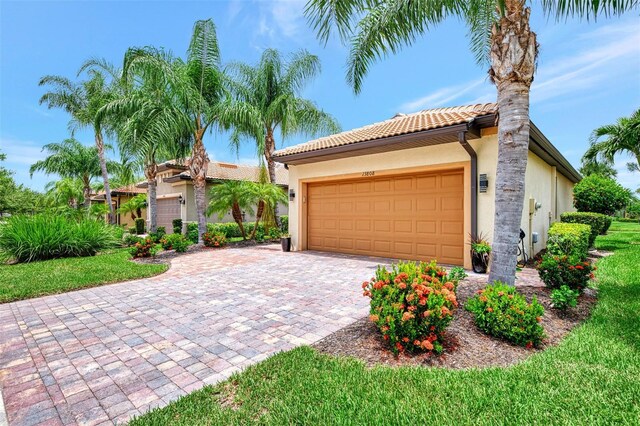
[547,222,591,260]
[560,212,609,245]
[614,217,639,223]
[205,215,289,239]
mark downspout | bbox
[458,130,477,239]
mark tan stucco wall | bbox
[286,132,577,265]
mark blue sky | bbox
[1,0,639,191]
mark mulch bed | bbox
[132,241,280,265]
[313,282,597,369]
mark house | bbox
[137,160,289,231]
[272,103,579,269]
[91,185,147,228]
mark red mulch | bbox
[313,282,597,369]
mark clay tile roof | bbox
[273,103,497,157]
[111,185,146,195]
[165,161,288,186]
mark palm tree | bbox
[117,194,147,221]
[227,48,340,226]
[122,19,251,242]
[29,138,102,208]
[206,180,254,240]
[97,48,191,233]
[246,181,289,240]
[44,178,84,209]
[39,61,121,223]
[583,108,640,174]
[305,0,637,285]
[578,160,618,179]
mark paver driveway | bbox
[0,245,385,425]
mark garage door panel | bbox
[307,169,464,265]
[442,221,464,235]
[157,198,181,231]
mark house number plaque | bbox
[362,171,375,177]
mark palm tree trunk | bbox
[232,202,246,240]
[95,130,115,224]
[145,163,158,233]
[264,128,282,229]
[82,175,91,209]
[487,2,537,286]
[249,200,265,240]
[189,132,209,244]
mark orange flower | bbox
[395,342,404,352]
[402,337,409,343]
[441,306,451,316]
[418,297,427,306]
[369,314,379,322]
[424,310,433,318]
[444,282,454,291]
[406,293,415,302]
[361,282,369,289]
[421,340,434,351]
[536,316,541,322]
[525,341,533,349]
[398,282,407,290]
[486,307,493,313]
[402,312,414,322]
[383,334,390,341]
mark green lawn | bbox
[131,221,640,425]
[0,249,167,303]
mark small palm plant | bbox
[206,180,254,240]
[470,233,492,274]
[246,182,288,240]
[117,194,147,221]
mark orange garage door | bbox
[307,169,465,265]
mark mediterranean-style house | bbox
[137,160,289,231]
[91,185,147,228]
[273,103,579,269]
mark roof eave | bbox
[273,122,479,165]
[529,122,582,183]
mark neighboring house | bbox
[91,185,147,228]
[273,103,579,269]
[137,160,289,231]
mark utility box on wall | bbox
[479,174,488,193]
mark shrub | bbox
[268,227,282,240]
[202,232,227,248]
[561,212,609,243]
[626,201,640,219]
[537,254,595,292]
[0,214,119,263]
[550,285,579,311]
[160,234,189,252]
[363,260,463,355]
[134,218,145,235]
[111,225,126,241]
[465,282,545,348]
[128,226,136,234]
[156,226,166,239]
[129,237,159,258]
[185,222,199,243]
[614,217,640,223]
[573,174,630,215]
[172,218,183,234]
[124,234,143,247]
[280,215,289,233]
[547,222,591,259]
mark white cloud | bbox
[398,77,491,113]
[0,138,46,166]
[532,20,640,104]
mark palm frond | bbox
[540,0,639,21]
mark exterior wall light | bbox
[178,195,186,205]
[289,189,295,201]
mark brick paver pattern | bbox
[0,246,383,425]
[0,245,544,425]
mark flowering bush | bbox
[160,234,189,253]
[550,285,579,310]
[129,237,159,258]
[363,260,464,355]
[203,232,227,248]
[465,282,545,348]
[537,254,595,292]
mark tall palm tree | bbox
[97,48,191,233]
[39,61,121,223]
[583,108,640,174]
[206,180,255,240]
[227,48,340,226]
[29,138,102,208]
[123,19,252,242]
[305,0,637,285]
[246,181,289,240]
